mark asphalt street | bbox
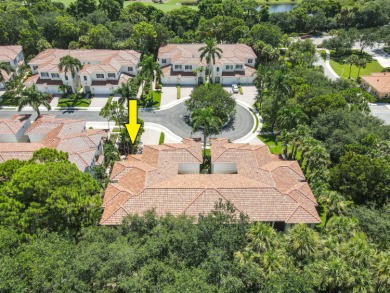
[0,103,255,141]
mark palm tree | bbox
[191,107,222,162]
[276,106,309,131]
[374,251,390,292]
[346,54,359,79]
[246,222,278,253]
[287,224,319,265]
[199,39,223,84]
[18,84,51,118]
[0,62,14,87]
[140,54,162,100]
[58,55,83,93]
[290,124,311,160]
[278,130,293,158]
[115,78,138,105]
[318,191,351,227]
[356,57,367,79]
[303,142,330,174]
[253,64,272,108]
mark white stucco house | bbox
[0,45,25,89]
[24,49,141,95]
[0,114,31,143]
[157,44,257,86]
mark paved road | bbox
[369,104,390,125]
[0,103,255,141]
[314,51,338,81]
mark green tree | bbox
[356,57,367,79]
[132,21,158,54]
[30,148,69,163]
[139,55,162,100]
[84,24,114,49]
[276,106,309,131]
[0,156,102,237]
[115,78,139,105]
[185,84,236,125]
[67,0,97,19]
[58,55,83,93]
[18,84,51,118]
[319,191,351,227]
[191,107,222,162]
[346,54,359,79]
[199,39,223,83]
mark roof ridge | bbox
[180,189,207,215]
[212,188,243,214]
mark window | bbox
[162,59,167,64]
[174,65,182,70]
[128,67,133,71]
[108,73,116,78]
[185,65,192,70]
[216,67,220,72]
[226,65,233,70]
[33,66,38,70]
[83,76,87,81]
[236,65,243,70]
[96,74,104,78]
[65,75,68,80]
[41,72,49,77]
[51,73,59,78]
[248,59,253,64]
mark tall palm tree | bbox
[115,78,138,105]
[253,64,272,108]
[58,55,83,93]
[346,54,359,79]
[0,62,14,87]
[140,54,162,100]
[191,107,222,162]
[287,224,319,265]
[18,84,51,118]
[246,222,278,253]
[303,143,330,174]
[356,57,367,79]
[199,39,223,84]
[290,124,311,160]
[318,191,351,227]
[276,106,309,131]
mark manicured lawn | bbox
[258,133,301,161]
[329,59,383,80]
[57,0,74,6]
[124,0,198,12]
[57,98,91,107]
[153,90,161,107]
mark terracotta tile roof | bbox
[0,119,105,172]
[100,138,320,225]
[0,115,30,135]
[0,143,44,163]
[0,45,22,61]
[26,118,85,138]
[29,49,141,74]
[362,72,390,94]
[158,44,256,66]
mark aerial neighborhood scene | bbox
[0,0,389,291]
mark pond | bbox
[259,4,298,14]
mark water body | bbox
[260,4,298,13]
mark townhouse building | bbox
[0,45,25,89]
[157,44,257,85]
[25,49,141,95]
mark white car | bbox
[232,84,239,93]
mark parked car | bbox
[232,84,239,93]
[300,34,311,39]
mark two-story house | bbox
[25,49,141,95]
[158,44,257,86]
[0,45,25,89]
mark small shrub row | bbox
[159,132,165,145]
[177,85,181,99]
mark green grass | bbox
[250,109,259,133]
[258,134,281,154]
[152,90,161,107]
[159,132,165,145]
[57,98,91,107]
[329,59,383,80]
[257,133,301,161]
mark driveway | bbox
[160,86,193,107]
[223,85,257,108]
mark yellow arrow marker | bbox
[125,100,141,144]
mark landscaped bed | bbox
[57,98,91,107]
